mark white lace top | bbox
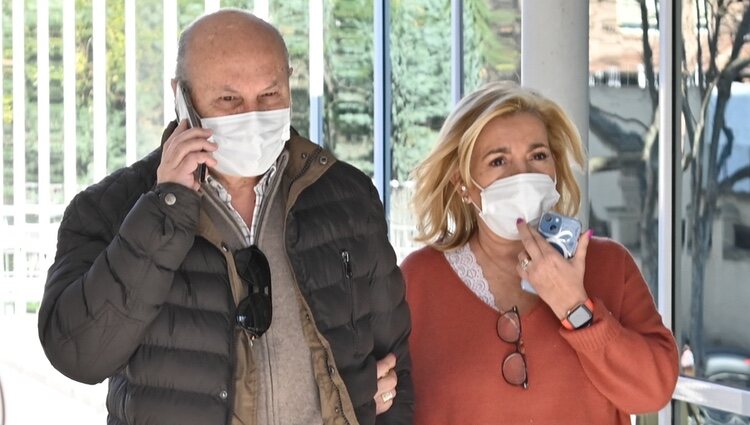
[444,243,499,311]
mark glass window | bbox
[389,0,523,261]
[463,0,521,93]
[321,1,373,174]
[135,1,167,159]
[675,400,750,425]
[388,0,452,261]
[588,0,661,297]
[675,0,750,391]
[271,0,310,138]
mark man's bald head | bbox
[174,9,290,85]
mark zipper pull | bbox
[341,250,352,279]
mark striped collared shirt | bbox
[205,163,278,246]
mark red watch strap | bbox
[561,298,594,330]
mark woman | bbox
[402,81,678,424]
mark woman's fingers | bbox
[516,219,544,261]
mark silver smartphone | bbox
[537,211,582,259]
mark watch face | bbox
[569,305,593,328]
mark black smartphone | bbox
[537,211,583,259]
[175,82,207,183]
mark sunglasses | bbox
[233,245,272,339]
[496,305,528,389]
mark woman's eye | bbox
[219,95,237,102]
[490,157,506,167]
[532,152,548,160]
[260,91,279,98]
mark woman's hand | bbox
[516,219,593,320]
[374,353,397,415]
[157,119,217,191]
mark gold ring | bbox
[520,257,531,271]
[381,391,395,403]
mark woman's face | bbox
[466,112,556,201]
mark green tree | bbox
[323,0,374,175]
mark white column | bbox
[522,0,589,224]
[125,0,137,165]
[308,0,324,145]
[254,0,269,21]
[12,0,27,280]
[204,0,219,12]
[163,0,178,125]
[93,0,107,182]
[63,0,77,202]
[38,0,50,228]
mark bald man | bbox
[39,9,413,425]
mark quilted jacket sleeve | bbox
[366,184,415,425]
[38,182,200,384]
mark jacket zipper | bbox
[340,250,359,351]
[282,147,350,423]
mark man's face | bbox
[182,31,291,119]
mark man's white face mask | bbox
[201,108,291,177]
[474,172,560,240]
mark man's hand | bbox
[374,353,397,415]
[157,119,217,191]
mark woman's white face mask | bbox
[473,173,560,240]
[201,108,291,177]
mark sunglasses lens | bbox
[502,352,527,387]
[236,246,271,285]
[236,292,272,338]
[234,246,272,338]
[497,311,520,343]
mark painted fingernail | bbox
[588,229,594,238]
[516,218,524,224]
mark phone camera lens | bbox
[545,215,552,222]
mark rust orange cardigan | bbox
[402,237,679,425]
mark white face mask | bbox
[201,108,291,177]
[475,173,560,240]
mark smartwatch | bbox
[561,298,594,330]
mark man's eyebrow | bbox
[260,81,279,92]
[215,85,241,94]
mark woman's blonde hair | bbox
[411,81,586,251]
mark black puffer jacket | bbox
[38,128,413,425]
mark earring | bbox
[459,185,471,204]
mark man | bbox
[38,9,412,425]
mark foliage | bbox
[323,0,374,175]
[2,0,518,197]
[26,300,41,314]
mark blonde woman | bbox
[402,82,678,424]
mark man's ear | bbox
[288,66,294,78]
